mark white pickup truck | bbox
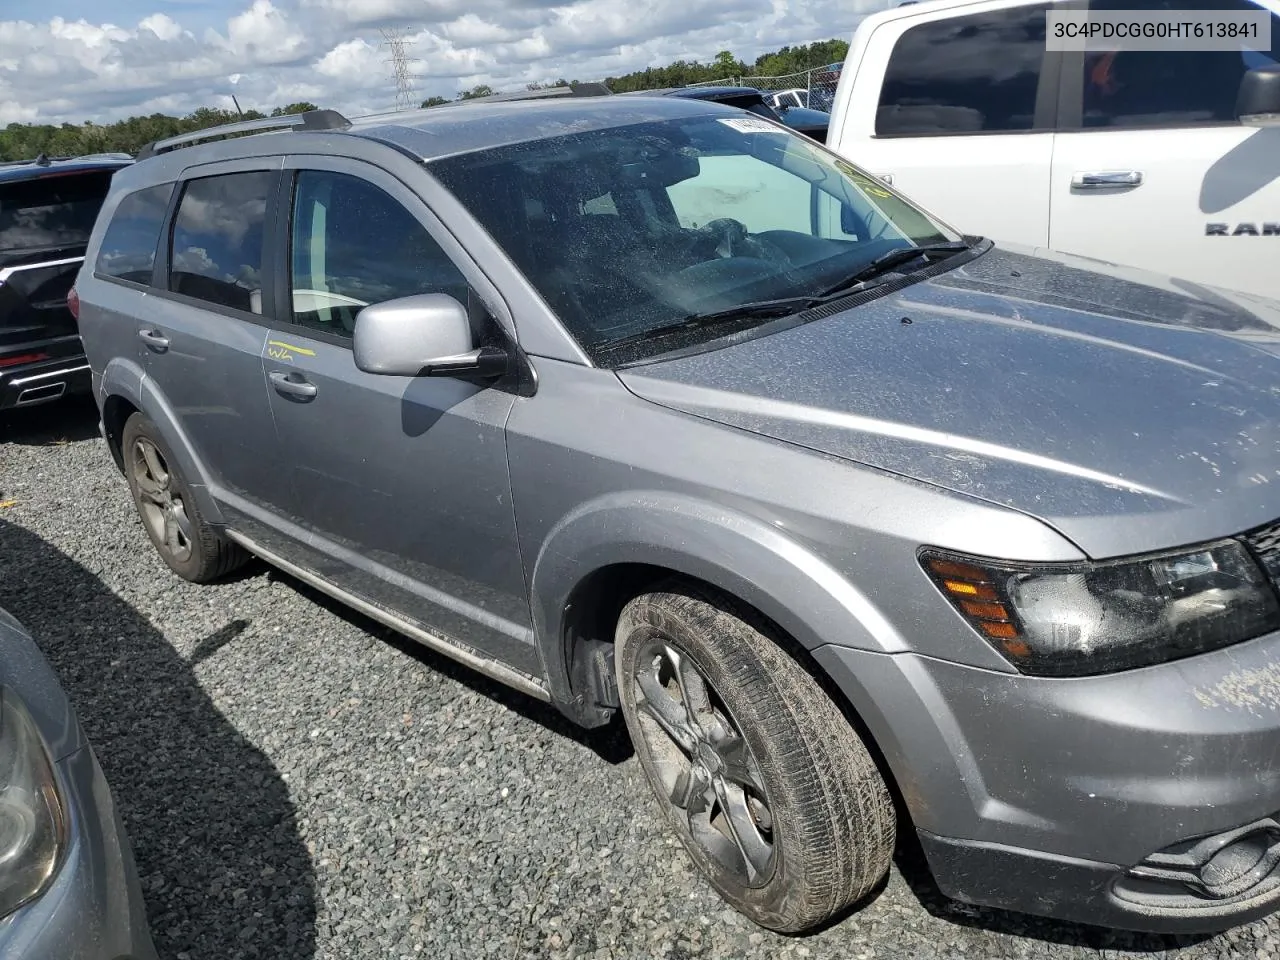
[825,0,1280,300]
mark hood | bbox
[618,245,1280,559]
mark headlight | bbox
[921,540,1280,676]
[0,691,65,919]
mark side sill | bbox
[224,530,552,703]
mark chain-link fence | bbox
[685,63,843,112]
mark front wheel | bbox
[614,582,896,933]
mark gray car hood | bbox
[618,244,1280,559]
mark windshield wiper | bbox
[599,296,820,354]
[816,241,972,299]
[599,241,975,360]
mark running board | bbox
[224,530,551,702]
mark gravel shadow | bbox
[0,393,102,446]
[265,568,636,766]
[0,520,318,960]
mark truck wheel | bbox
[121,413,246,583]
[614,581,896,933]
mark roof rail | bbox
[434,82,613,108]
[136,109,351,161]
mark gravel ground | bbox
[2,398,1279,960]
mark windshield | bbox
[428,114,964,364]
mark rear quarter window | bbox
[95,183,174,285]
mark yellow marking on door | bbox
[267,339,316,357]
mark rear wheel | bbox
[614,581,896,933]
[122,413,246,583]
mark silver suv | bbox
[74,99,1280,935]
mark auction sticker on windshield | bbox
[718,117,780,133]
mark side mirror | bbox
[1238,65,1280,127]
[352,293,507,378]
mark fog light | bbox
[1114,816,1280,909]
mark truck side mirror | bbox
[1237,65,1280,127]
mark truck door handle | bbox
[1071,170,1143,190]
[137,328,170,352]
[268,370,318,401]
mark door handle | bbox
[137,328,169,352]
[268,370,318,401]
[1071,170,1143,190]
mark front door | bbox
[1048,0,1280,299]
[260,157,537,675]
[140,160,289,536]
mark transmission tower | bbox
[381,28,418,110]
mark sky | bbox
[0,0,891,126]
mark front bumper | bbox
[815,631,1280,933]
[0,337,90,411]
[0,745,156,960]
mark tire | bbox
[614,581,896,933]
[121,412,247,583]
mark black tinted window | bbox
[169,172,270,314]
[1080,0,1280,129]
[0,169,114,253]
[877,5,1050,135]
[95,183,172,285]
[288,171,468,339]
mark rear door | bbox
[831,0,1065,245]
[258,156,536,675]
[139,159,289,534]
[1048,0,1280,299]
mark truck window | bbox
[876,4,1052,136]
[1079,0,1280,129]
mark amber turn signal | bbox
[922,552,1027,657]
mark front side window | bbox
[876,5,1051,136]
[168,172,271,314]
[1078,0,1280,129]
[0,169,115,254]
[289,170,469,339]
[429,115,960,364]
[95,183,173,284]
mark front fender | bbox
[530,490,909,710]
[100,358,224,526]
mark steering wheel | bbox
[696,218,795,266]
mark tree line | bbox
[0,39,847,161]
[0,102,319,162]
[434,40,850,105]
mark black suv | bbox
[0,153,132,411]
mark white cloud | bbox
[140,14,184,42]
[0,0,890,126]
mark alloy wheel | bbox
[630,640,776,886]
[130,437,194,564]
